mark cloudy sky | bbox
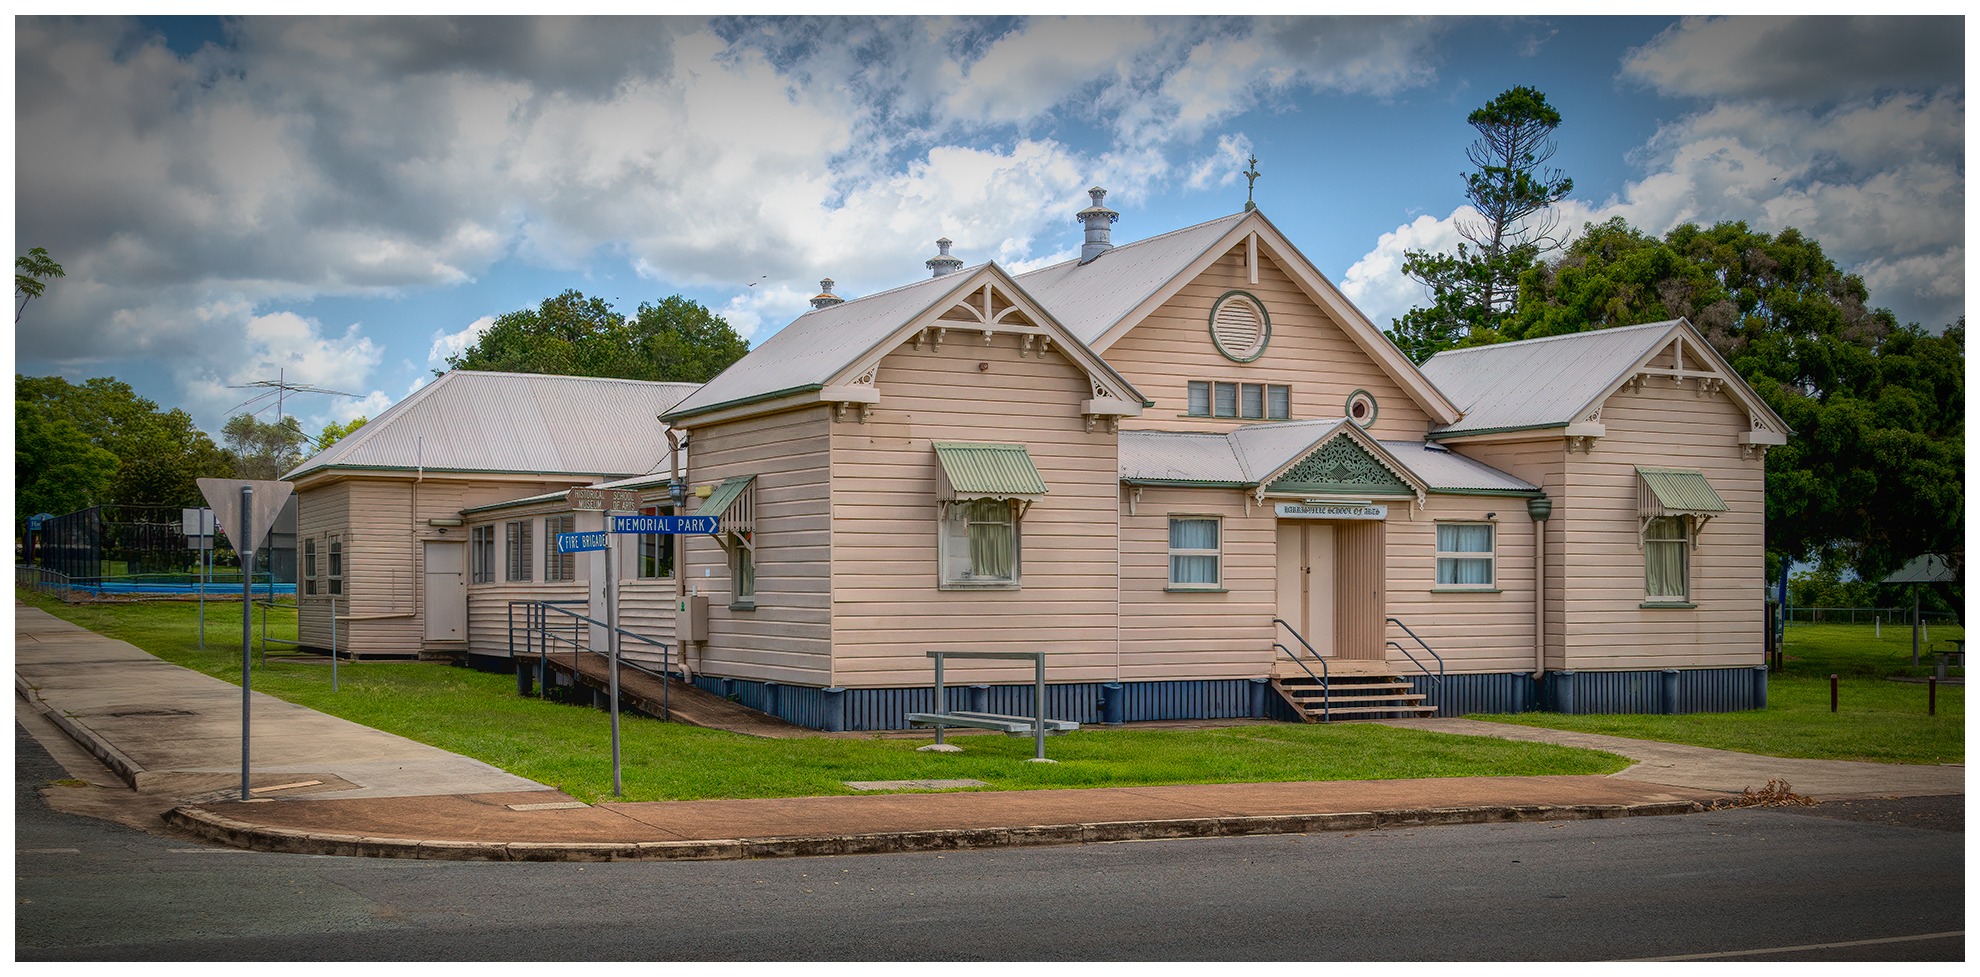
[11,14,1967,440]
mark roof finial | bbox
[925,238,963,278]
[1243,154,1261,213]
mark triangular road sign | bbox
[196,478,295,557]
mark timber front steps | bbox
[1272,660,1436,722]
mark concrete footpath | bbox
[15,604,1962,862]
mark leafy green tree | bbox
[16,247,65,322]
[445,290,749,382]
[222,413,309,480]
[1504,218,1963,581]
[15,400,116,519]
[1391,87,1574,361]
[314,416,368,454]
[16,375,231,511]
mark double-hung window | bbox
[1167,517,1221,589]
[1435,523,1495,588]
[303,538,318,595]
[504,520,532,582]
[638,505,675,579]
[327,535,344,595]
[1644,516,1690,601]
[941,499,1019,587]
[470,525,495,584]
[543,514,575,582]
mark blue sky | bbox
[12,14,1967,440]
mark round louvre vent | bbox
[1346,389,1379,428]
[1209,291,1270,363]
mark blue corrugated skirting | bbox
[689,666,1768,731]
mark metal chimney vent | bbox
[1077,186,1120,263]
[925,238,963,278]
[809,278,845,310]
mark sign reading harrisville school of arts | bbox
[566,487,643,511]
[612,514,719,535]
[555,531,610,554]
[1274,502,1389,520]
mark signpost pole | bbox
[239,486,253,802]
[607,511,622,799]
[198,540,207,650]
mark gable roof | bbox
[285,370,698,482]
[663,262,1147,423]
[1017,209,1461,425]
[1419,321,1677,437]
[1419,319,1791,440]
[1012,213,1248,345]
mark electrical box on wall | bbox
[677,594,710,643]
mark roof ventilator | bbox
[925,238,963,278]
[809,278,844,310]
[1077,186,1119,264]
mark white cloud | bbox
[429,315,499,368]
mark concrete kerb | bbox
[17,675,149,790]
[162,798,1709,862]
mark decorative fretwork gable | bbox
[1267,436,1415,498]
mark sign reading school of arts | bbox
[1274,502,1389,520]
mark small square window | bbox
[1187,381,1211,417]
[1240,383,1265,419]
[1267,384,1290,420]
[1167,517,1221,589]
[1435,523,1495,588]
[940,498,1020,588]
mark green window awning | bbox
[698,475,755,535]
[933,442,1048,501]
[1637,466,1728,517]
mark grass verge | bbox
[17,590,1628,802]
[1476,621,1963,765]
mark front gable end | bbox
[1574,323,1791,458]
[823,265,1147,432]
[1094,214,1459,437]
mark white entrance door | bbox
[1275,522,1336,655]
[423,541,467,641]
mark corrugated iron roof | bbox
[663,271,978,419]
[1419,321,1680,436]
[1378,441,1538,494]
[1117,430,1248,484]
[286,371,698,481]
[933,442,1049,497]
[1638,466,1728,514]
[1013,213,1248,346]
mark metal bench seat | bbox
[906,711,1080,736]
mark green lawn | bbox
[1476,621,1964,765]
[17,590,1629,802]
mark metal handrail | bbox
[510,599,675,721]
[1272,618,1331,723]
[1386,616,1445,712]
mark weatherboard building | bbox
[286,190,1788,729]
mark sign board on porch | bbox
[611,514,719,535]
[555,531,610,554]
[566,487,642,511]
[1275,502,1388,520]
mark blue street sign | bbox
[611,514,719,535]
[556,531,610,554]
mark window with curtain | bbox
[470,525,494,584]
[638,505,675,579]
[1435,523,1495,587]
[940,498,1019,587]
[1167,517,1221,589]
[504,520,531,582]
[730,540,755,606]
[543,514,575,581]
[1644,516,1690,601]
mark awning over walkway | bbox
[933,442,1049,501]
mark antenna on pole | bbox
[227,374,361,447]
